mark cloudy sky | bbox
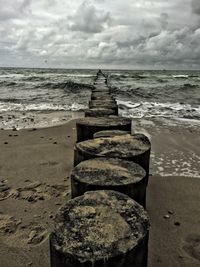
[0,0,200,69]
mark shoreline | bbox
[0,117,200,266]
[1,108,200,130]
[0,110,85,130]
[1,116,200,179]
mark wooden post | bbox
[91,94,114,100]
[50,190,149,267]
[85,108,116,117]
[89,100,117,106]
[92,88,110,93]
[89,102,118,115]
[71,158,147,207]
[76,117,131,142]
[74,133,151,185]
[93,130,130,138]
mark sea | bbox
[0,67,200,129]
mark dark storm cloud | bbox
[160,13,169,30]
[191,0,200,15]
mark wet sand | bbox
[0,119,200,267]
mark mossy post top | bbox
[93,130,130,138]
[71,158,146,186]
[75,133,151,158]
[85,108,116,117]
[76,116,132,127]
[51,190,150,263]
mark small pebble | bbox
[163,215,170,219]
[4,142,8,144]
[174,221,180,226]
[53,142,57,144]
[168,210,174,215]
[27,196,36,203]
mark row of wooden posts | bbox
[50,71,151,267]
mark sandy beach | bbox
[0,118,200,267]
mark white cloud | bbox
[68,1,110,33]
[0,0,200,69]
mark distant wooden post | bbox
[85,108,116,117]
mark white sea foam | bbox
[117,100,200,125]
[0,102,87,112]
[172,75,189,78]
[65,74,95,78]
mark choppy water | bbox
[0,67,199,129]
[107,70,200,121]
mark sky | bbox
[0,0,200,69]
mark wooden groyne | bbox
[50,70,151,267]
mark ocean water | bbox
[0,67,200,129]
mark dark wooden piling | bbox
[92,88,110,93]
[89,99,117,106]
[71,158,147,207]
[91,94,114,100]
[76,117,132,142]
[50,190,149,267]
[74,133,151,185]
[93,129,130,138]
[89,102,118,115]
[85,108,116,117]
[49,70,151,267]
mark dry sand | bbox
[0,119,200,267]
